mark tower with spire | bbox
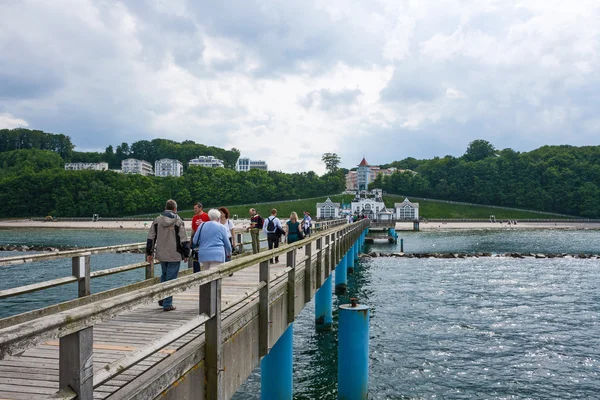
[357,157,370,191]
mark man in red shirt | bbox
[191,202,210,272]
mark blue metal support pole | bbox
[338,300,370,399]
[347,244,355,274]
[315,275,333,330]
[354,241,359,261]
[261,323,293,399]
[334,253,348,294]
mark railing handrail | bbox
[0,243,146,267]
[0,219,363,360]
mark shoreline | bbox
[396,221,600,230]
[0,219,598,231]
[0,219,251,231]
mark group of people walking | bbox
[248,208,312,262]
[145,199,312,311]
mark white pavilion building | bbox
[316,198,341,219]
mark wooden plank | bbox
[0,276,78,300]
[90,262,147,279]
[93,314,208,387]
[0,390,52,400]
[0,377,57,388]
[0,384,57,395]
[0,243,144,267]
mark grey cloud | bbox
[183,0,383,75]
[301,89,362,111]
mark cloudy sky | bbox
[1,0,599,173]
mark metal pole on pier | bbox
[315,275,333,330]
[400,238,404,253]
[334,253,348,294]
[338,298,370,399]
[347,245,355,274]
[261,323,293,399]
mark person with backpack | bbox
[263,208,283,264]
[146,199,190,312]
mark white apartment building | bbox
[189,155,225,168]
[235,157,268,172]
[121,158,154,176]
[64,162,109,171]
[155,159,183,177]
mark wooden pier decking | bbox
[0,219,367,400]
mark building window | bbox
[399,205,415,219]
[321,204,335,218]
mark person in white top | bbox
[219,207,236,255]
[263,208,283,264]
[302,211,312,237]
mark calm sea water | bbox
[1,228,600,399]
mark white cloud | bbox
[0,114,28,129]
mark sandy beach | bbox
[397,221,600,230]
[0,219,252,231]
[0,219,598,231]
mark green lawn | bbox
[139,194,573,221]
[384,195,572,219]
[177,195,356,220]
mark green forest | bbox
[0,128,240,169]
[374,140,600,218]
[0,129,345,217]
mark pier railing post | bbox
[200,277,223,398]
[59,327,93,399]
[236,232,244,254]
[335,231,341,266]
[72,255,91,297]
[324,235,331,277]
[146,257,155,280]
[287,250,296,324]
[304,242,312,303]
[331,233,337,269]
[259,260,270,358]
[315,238,323,289]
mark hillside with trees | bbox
[374,140,600,218]
[0,128,240,169]
[0,129,345,217]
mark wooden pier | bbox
[0,219,367,399]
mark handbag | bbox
[297,225,305,240]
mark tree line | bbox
[0,148,345,217]
[0,128,241,169]
[374,140,600,218]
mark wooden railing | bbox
[0,219,365,399]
